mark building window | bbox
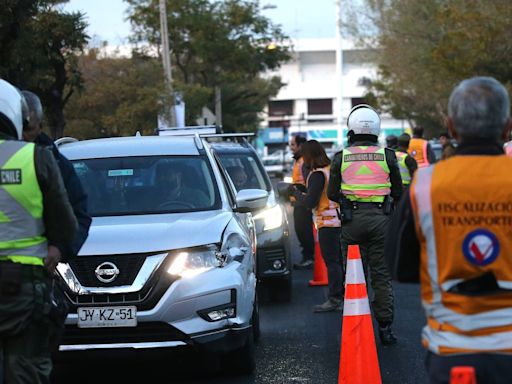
[307,99,332,115]
[351,98,367,108]
[269,120,290,128]
[268,100,294,117]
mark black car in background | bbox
[210,140,292,301]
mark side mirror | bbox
[235,189,268,213]
[276,181,291,203]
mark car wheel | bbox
[224,331,256,375]
[268,275,292,302]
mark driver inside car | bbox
[155,162,210,209]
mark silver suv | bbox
[56,135,267,373]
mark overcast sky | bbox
[65,0,337,45]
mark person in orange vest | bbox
[327,104,403,345]
[289,134,315,270]
[388,76,512,383]
[396,133,417,191]
[408,126,436,167]
[289,140,343,312]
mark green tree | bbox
[125,0,290,132]
[0,1,88,138]
[349,0,512,137]
[65,49,165,139]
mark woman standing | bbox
[290,140,344,312]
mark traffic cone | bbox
[450,366,476,384]
[308,224,328,286]
[338,244,381,384]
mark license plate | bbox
[77,306,137,328]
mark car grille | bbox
[263,248,286,259]
[61,322,188,345]
[68,254,147,287]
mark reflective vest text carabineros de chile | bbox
[306,166,341,229]
[408,138,430,168]
[0,140,47,266]
[341,146,391,203]
[410,155,512,355]
[396,151,411,185]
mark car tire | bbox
[224,330,256,375]
[268,275,292,302]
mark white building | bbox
[259,38,406,152]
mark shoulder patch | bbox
[0,169,22,185]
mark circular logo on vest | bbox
[94,262,120,283]
[462,229,500,266]
[411,150,417,156]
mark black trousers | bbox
[426,351,512,384]
[318,227,344,299]
[293,205,314,262]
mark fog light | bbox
[272,260,284,270]
[207,307,236,321]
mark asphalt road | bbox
[53,207,428,384]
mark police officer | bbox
[289,134,315,270]
[327,104,402,345]
[390,76,512,383]
[0,80,77,383]
[396,133,417,189]
[21,90,91,352]
[408,126,436,167]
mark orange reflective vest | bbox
[408,138,430,168]
[292,156,306,185]
[410,155,512,355]
[306,166,341,229]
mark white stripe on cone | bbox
[343,298,371,316]
[345,259,365,285]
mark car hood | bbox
[79,210,232,256]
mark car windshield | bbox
[72,156,220,216]
[218,152,271,192]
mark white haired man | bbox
[389,76,512,383]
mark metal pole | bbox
[159,0,177,127]
[215,86,222,127]
[335,0,343,147]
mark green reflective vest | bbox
[0,140,47,266]
[341,146,391,203]
[396,151,411,185]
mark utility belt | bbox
[340,195,394,222]
[0,261,46,295]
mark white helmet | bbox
[0,79,26,139]
[347,104,381,137]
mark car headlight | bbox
[253,204,283,231]
[167,245,225,278]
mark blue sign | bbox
[462,228,500,266]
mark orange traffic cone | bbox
[308,224,328,286]
[450,366,477,384]
[338,244,381,384]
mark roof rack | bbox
[157,125,222,136]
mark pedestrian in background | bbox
[389,76,512,383]
[289,134,315,270]
[439,132,456,160]
[396,133,417,190]
[328,104,402,345]
[0,80,77,383]
[408,126,436,167]
[385,134,398,150]
[289,140,343,312]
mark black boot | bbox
[378,325,397,345]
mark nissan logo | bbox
[94,262,120,283]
